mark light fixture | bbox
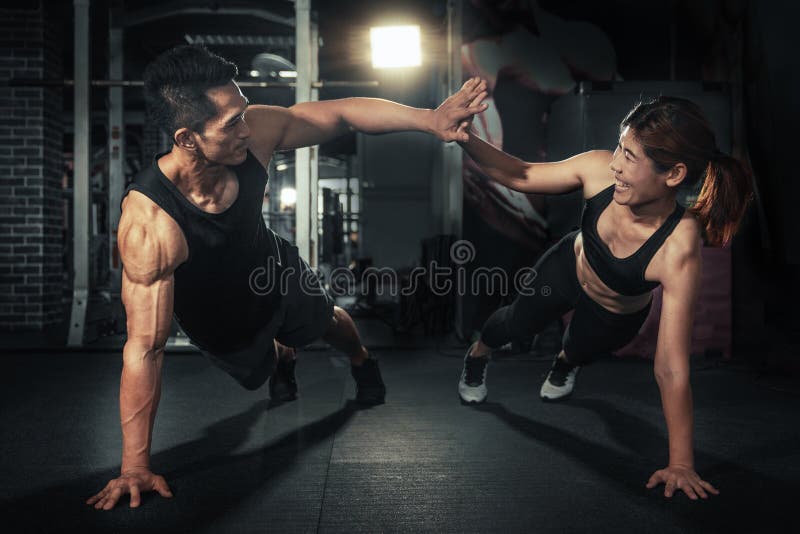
[278,70,297,78]
[370,25,422,68]
[276,163,288,172]
[280,187,297,206]
[249,69,260,77]
[250,53,297,80]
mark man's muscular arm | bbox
[87,193,186,510]
[245,77,488,158]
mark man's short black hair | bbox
[143,44,238,139]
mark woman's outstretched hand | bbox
[646,465,719,500]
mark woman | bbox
[457,91,753,500]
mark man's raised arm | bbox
[246,77,489,153]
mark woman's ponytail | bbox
[689,152,753,247]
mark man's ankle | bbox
[276,344,296,362]
[350,346,368,367]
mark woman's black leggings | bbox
[480,231,652,365]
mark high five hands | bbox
[432,76,489,143]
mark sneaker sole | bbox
[540,391,572,402]
[459,393,487,405]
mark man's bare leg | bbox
[323,306,385,404]
[322,306,368,366]
[275,340,296,361]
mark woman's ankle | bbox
[468,340,491,358]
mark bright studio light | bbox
[275,163,288,171]
[370,25,421,68]
[278,70,297,78]
[280,187,297,206]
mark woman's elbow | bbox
[654,364,690,387]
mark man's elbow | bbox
[123,339,166,363]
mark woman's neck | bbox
[620,192,678,228]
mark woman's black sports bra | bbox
[579,184,685,296]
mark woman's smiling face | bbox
[609,126,674,206]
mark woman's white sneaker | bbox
[540,355,579,400]
[458,344,489,404]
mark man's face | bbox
[194,81,250,166]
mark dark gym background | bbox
[1,1,798,532]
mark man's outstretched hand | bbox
[646,465,720,500]
[87,467,173,510]
[431,77,489,142]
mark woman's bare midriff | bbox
[573,231,653,315]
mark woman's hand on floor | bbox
[646,465,719,500]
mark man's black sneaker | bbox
[351,358,386,405]
[269,357,298,402]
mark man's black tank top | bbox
[580,184,686,296]
[122,151,283,353]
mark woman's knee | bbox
[481,302,554,348]
[480,305,513,348]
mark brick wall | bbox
[0,6,64,331]
[144,120,170,159]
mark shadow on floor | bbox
[0,400,360,533]
[474,400,800,532]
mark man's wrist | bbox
[121,465,150,475]
[667,458,694,470]
[121,457,151,473]
[421,108,437,136]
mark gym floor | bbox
[1,341,799,533]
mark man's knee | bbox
[331,305,350,323]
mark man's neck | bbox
[159,147,230,197]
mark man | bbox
[86,45,488,510]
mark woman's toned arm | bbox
[457,132,611,196]
[648,223,719,500]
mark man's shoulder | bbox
[120,192,188,281]
[121,189,173,226]
[245,104,290,165]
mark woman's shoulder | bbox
[645,209,701,287]
[577,150,615,199]
[673,210,702,246]
[656,212,703,281]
